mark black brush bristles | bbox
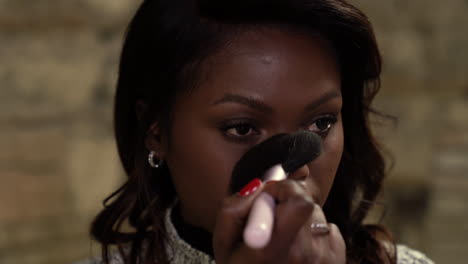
[229,131,323,194]
[282,131,322,173]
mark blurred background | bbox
[0,0,467,263]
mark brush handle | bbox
[243,164,286,249]
[243,192,275,249]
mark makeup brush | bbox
[229,131,323,249]
[230,131,323,193]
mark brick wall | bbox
[355,1,468,262]
[0,1,135,263]
[1,0,467,263]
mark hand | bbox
[213,179,346,264]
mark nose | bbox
[287,164,310,182]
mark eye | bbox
[220,119,261,143]
[226,124,256,137]
[307,115,338,135]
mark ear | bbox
[145,122,167,160]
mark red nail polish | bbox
[239,178,262,196]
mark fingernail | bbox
[238,178,262,196]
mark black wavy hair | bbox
[91,0,393,263]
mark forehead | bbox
[183,28,341,107]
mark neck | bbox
[170,203,214,257]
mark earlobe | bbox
[138,100,167,158]
[148,150,165,168]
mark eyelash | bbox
[219,119,261,144]
[306,115,338,136]
[219,114,338,144]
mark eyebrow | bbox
[212,94,274,114]
[302,91,341,113]
[212,91,341,114]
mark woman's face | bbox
[155,29,343,232]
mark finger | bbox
[328,223,346,261]
[286,225,315,264]
[261,180,315,255]
[287,204,330,263]
[304,223,346,264]
[309,204,330,235]
[285,204,344,264]
[310,203,327,223]
[212,180,264,262]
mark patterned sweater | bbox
[78,209,434,264]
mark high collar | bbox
[165,205,216,263]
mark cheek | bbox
[310,121,344,205]
[165,119,242,230]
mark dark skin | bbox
[147,28,346,263]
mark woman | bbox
[88,0,434,263]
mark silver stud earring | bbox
[148,151,164,168]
